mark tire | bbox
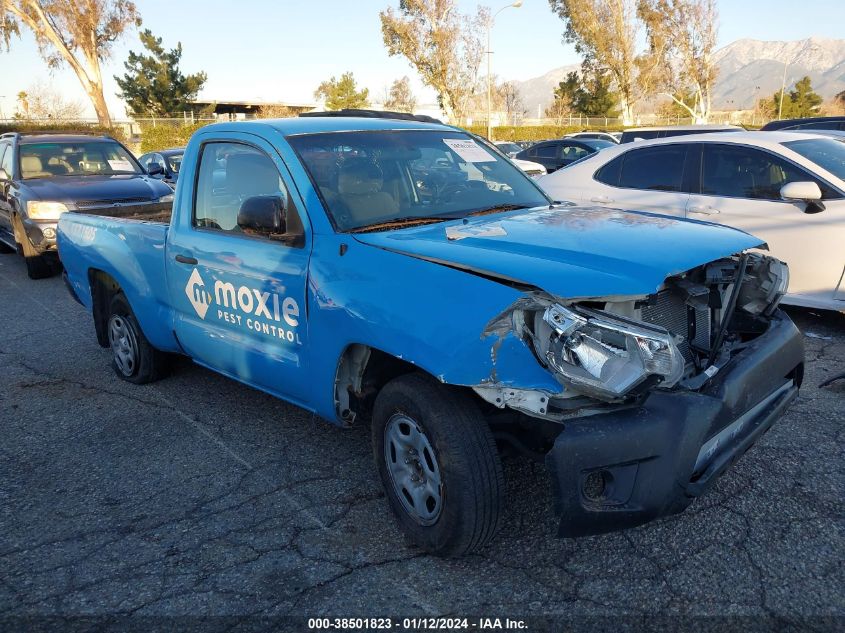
[107,293,168,384]
[372,373,504,556]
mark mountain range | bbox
[514,37,845,116]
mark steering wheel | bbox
[436,181,471,203]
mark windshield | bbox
[783,138,845,181]
[165,153,184,173]
[288,130,550,231]
[20,141,141,179]
[495,142,522,154]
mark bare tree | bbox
[15,81,84,119]
[1,1,140,126]
[638,0,718,123]
[545,93,573,126]
[549,0,661,125]
[383,76,417,113]
[380,0,487,122]
[499,81,526,125]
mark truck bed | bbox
[75,201,172,224]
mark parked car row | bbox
[539,130,845,311]
[2,112,838,557]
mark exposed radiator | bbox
[641,289,710,362]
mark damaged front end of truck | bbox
[474,252,804,537]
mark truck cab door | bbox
[166,135,314,407]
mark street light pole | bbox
[486,0,522,141]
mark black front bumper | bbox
[546,310,804,538]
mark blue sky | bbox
[1,0,842,118]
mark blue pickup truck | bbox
[58,113,804,556]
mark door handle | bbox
[590,196,613,204]
[688,205,719,215]
[174,254,198,265]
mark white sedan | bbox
[539,131,845,311]
[512,157,547,178]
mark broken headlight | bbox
[542,304,685,401]
[736,255,789,316]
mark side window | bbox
[560,144,590,161]
[0,142,13,177]
[701,144,828,200]
[193,142,303,242]
[535,144,557,158]
[617,145,688,191]
[594,155,623,186]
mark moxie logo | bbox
[184,268,300,329]
[185,268,211,319]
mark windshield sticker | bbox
[446,223,507,241]
[443,138,496,163]
[107,159,134,171]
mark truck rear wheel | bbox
[372,373,504,556]
[107,293,168,384]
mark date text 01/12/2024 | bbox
[306,617,527,629]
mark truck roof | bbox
[197,116,456,137]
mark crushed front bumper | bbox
[22,218,58,255]
[546,310,804,538]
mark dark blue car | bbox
[137,147,184,189]
[0,132,173,278]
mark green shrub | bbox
[0,122,128,144]
[139,122,210,153]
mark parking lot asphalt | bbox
[0,252,843,623]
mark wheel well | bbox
[334,344,418,425]
[89,269,122,348]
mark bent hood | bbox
[353,206,764,299]
[24,175,172,204]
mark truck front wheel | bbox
[372,373,504,556]
[107,293,168,384]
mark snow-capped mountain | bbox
[515,37,845,115]
[714,37,845,108]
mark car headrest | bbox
[21,155,43,174]
[337,158,383,195]
[226,152,280,196]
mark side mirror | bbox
[237,195,285,235]
[780,181,825,214]
[146,163,164,176]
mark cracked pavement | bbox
[0,253,843,622]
